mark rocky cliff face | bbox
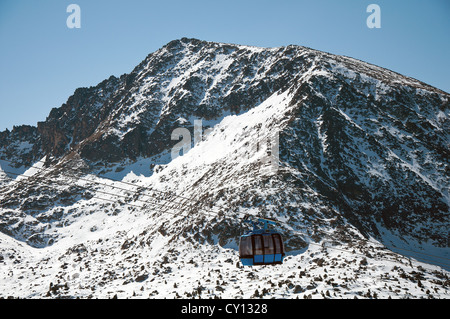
[0,38,449,298]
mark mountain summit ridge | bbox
[1,37,447,164]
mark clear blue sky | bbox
[0,0,449,131]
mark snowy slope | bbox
[0,38,449,299]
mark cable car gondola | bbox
[239,217,285,266]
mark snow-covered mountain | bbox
[0,38,449,299]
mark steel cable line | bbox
[0,156,332,226]
[0,157,228,219]
[2,169,450,268]
[0,157,218,220]
[63,170,218,219]
[4,164,448,269]
[0,157,317,239]
[1,157,449,267]
[0,169,198,221]
[2,157,449,263]
[1,169,141,209]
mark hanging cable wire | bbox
[0,157,449,267]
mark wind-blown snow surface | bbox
[0,38,449,299]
